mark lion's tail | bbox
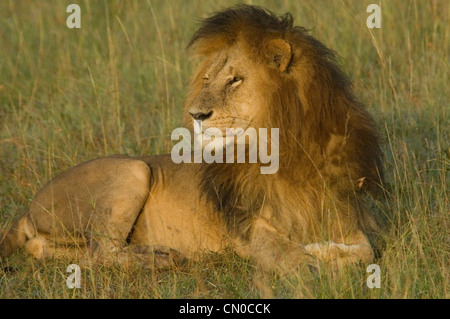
[0,215,34,259]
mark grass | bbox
[0,0,448,298]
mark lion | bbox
[1,5,384,281]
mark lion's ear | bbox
[266,39,292,72]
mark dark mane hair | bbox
[187,5,384,242]
[188,5,294,50]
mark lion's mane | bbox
[186,5,384,243]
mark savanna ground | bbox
[0,0,448,299]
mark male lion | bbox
[1,6,384,278]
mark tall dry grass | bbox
[0,0,448,298]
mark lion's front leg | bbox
[304,230,374,269]
[247,218,374,271]
[246,218,315,275]
[242,218,315,298]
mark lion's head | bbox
[182,7,299,144]
[183,5,384,242]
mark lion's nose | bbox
[189,110,213,121]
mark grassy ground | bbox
[0,0,448,298]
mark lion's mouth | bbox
[193,120,247,138]
[193,121,252,151]
[203,128,246,138]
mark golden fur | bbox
[1,6,384,286]
[185,5,384,252]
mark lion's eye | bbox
[228,76,243,87]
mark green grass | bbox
[0,0,448,298]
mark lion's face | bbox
[184,43,271,140]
